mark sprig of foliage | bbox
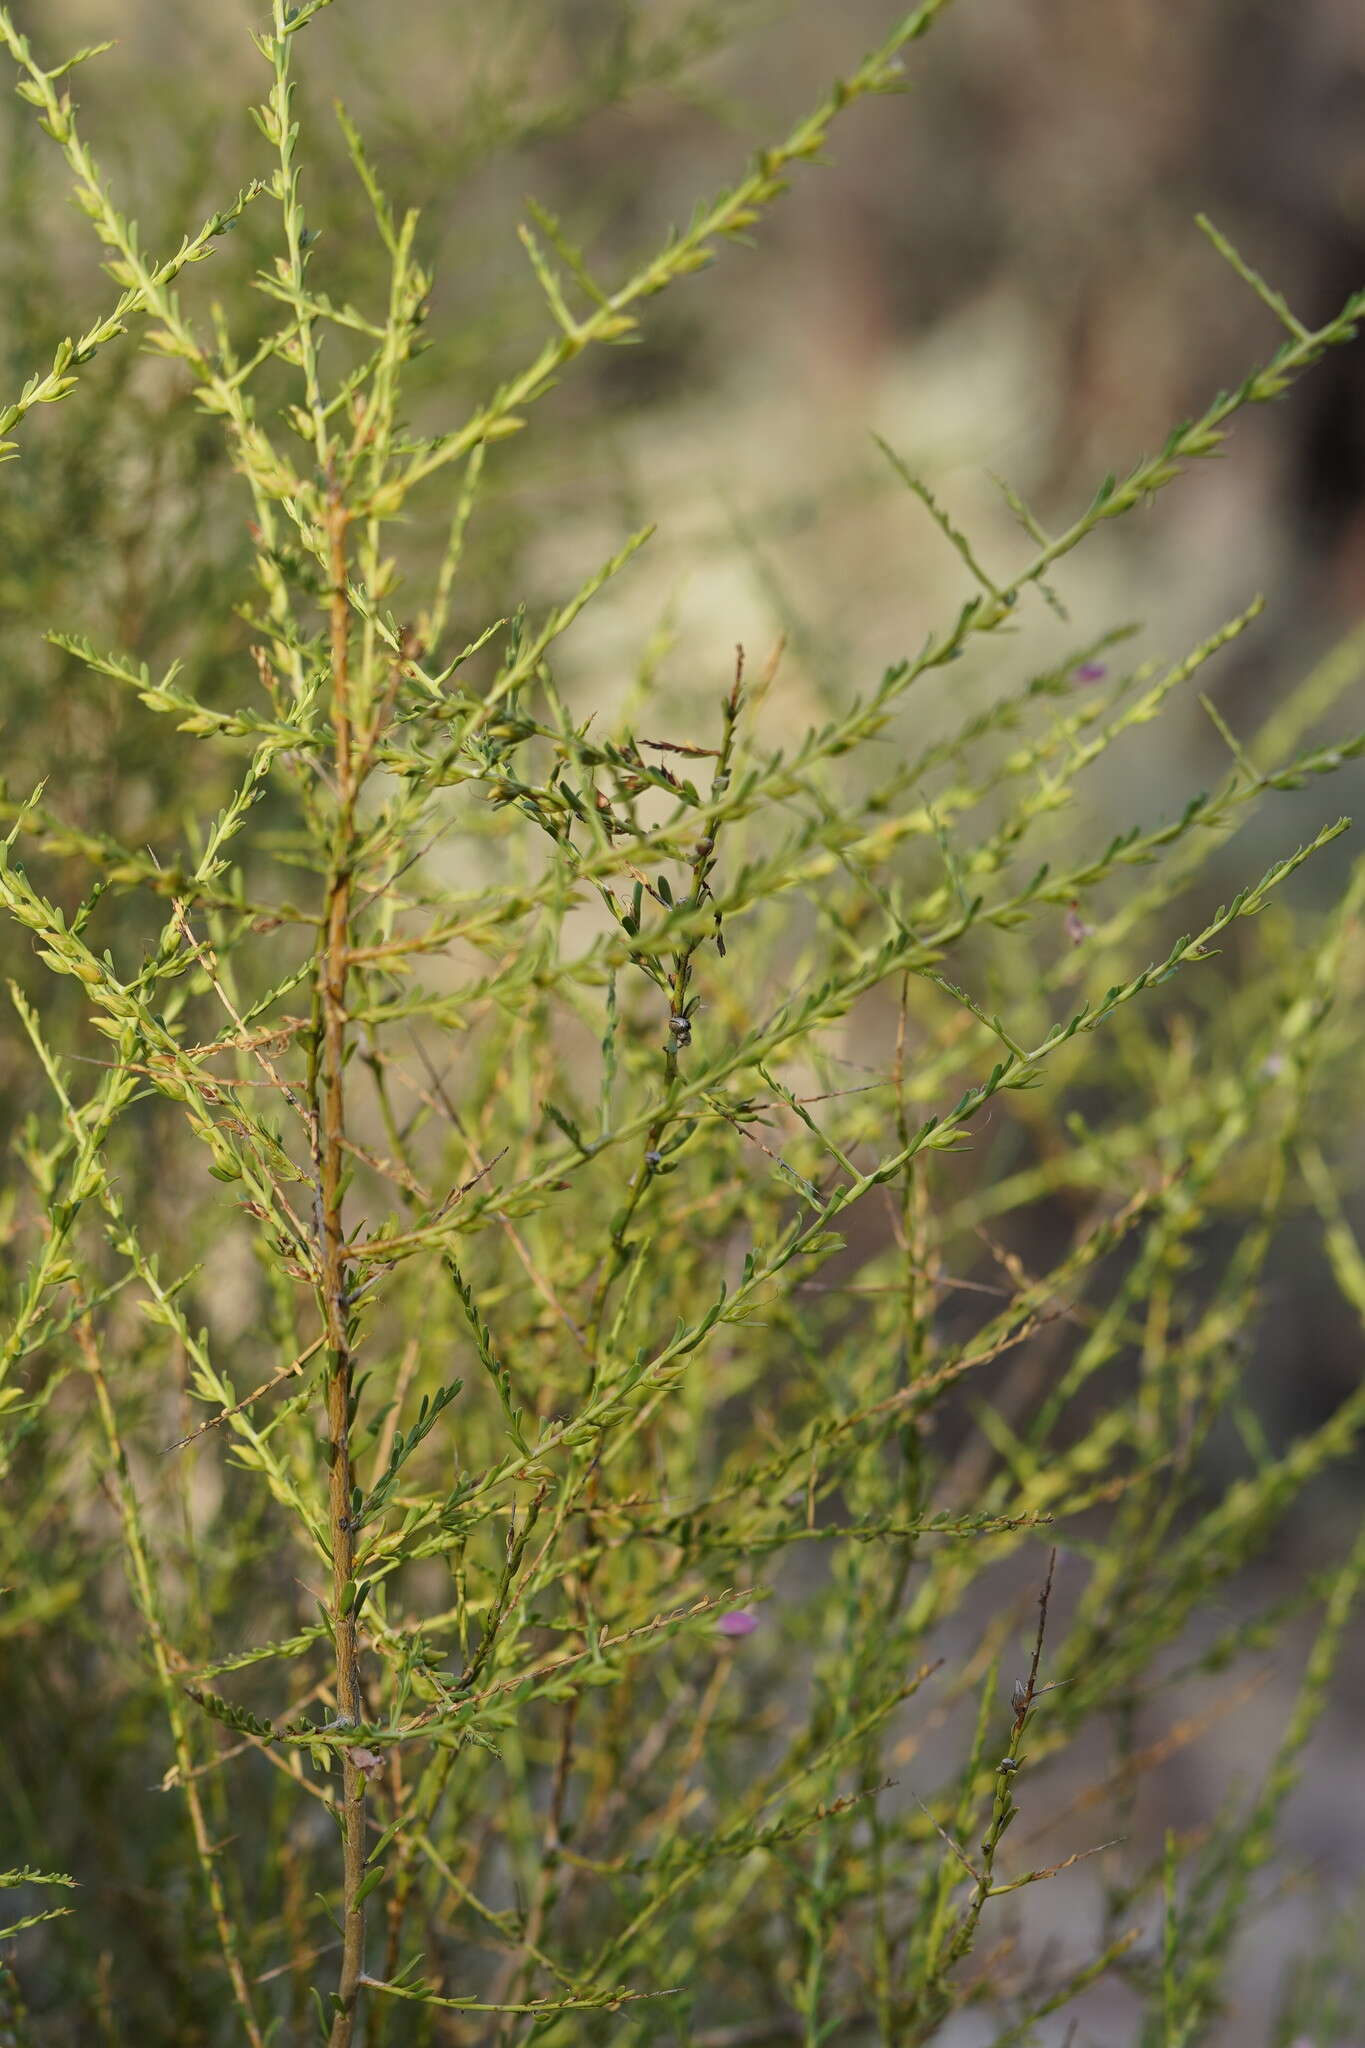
[2,3,1364,2044]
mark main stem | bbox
[321,488,366,2048]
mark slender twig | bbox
[74,1313,267,2048]
[162,1334,326,1453]
[315,474,366,2048]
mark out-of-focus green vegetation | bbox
[3,5,1365,2044]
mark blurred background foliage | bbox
[6,0,1362,1387]
[3,1,1365,2041]
[5,0,1364,951]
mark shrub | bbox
[2,3,1364,2043]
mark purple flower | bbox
[717,1607,759,1639]
[1064,902,1093,945]
[1072,660,1107,685]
